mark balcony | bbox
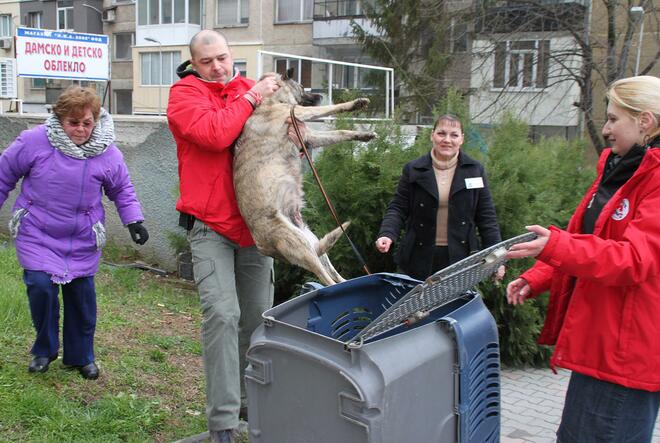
[136,0,201,46]
[313,0,380,42]
[476,0,588,34]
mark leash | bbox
[289,106,371,276]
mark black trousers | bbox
[431,245,450,274]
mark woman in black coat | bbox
[375,114,504,280]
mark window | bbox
[276,0,312,23]
[114,33,134,60]
[275,58,311,88]
[314,0,363,18]
[234,60,247,77]
[57,0,74,30]
[189,0,201,23]
[174,0,186,22]
[0,14,11,37]
[27,12,42,29]
[162,0,173,23]
[31,78,46,89]
[114,90,132,114]
[0,59,17,98]
[141,51,180,85]
[493,40,549,89]
[450,18,468,53]
[217,0,249,25]
[138,0,200,25]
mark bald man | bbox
[167,30,279,443]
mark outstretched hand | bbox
[506,225,550,259]
[506,278,531,305]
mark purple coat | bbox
[0,125,144,283]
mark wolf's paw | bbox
[357,132,377,142]
[353,98,370,110]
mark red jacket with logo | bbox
[521,146,660,392]
[167,70,256,246]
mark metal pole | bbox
[158,44,162,115]
[635,19,644,76]
[630,6,645,76]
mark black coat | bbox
[378,151,502,279]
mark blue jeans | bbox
[557,371,660,443]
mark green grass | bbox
[0,241,213,442]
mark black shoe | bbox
[78,362,99,380]
[239,406,248,421]
[28,354,58,373]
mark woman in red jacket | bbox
[506,75,660,442]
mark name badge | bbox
[465,177,484,189]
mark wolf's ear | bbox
[284,67,295,80]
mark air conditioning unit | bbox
[0,38,12,50]
[102,8,116,22]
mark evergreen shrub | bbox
[274,113,595,367]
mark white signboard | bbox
[15,27,109,81]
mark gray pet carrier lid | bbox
[347,232,537,348]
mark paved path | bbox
[500,367,660,443]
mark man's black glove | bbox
[128,222,149,245]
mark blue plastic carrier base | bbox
[246,273,500,443]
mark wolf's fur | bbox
[233,71,376,286]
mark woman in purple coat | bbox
[0,86,149,380]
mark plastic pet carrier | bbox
[245,233,535,443]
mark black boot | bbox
[78,362,99,380]
[28,354,58,373]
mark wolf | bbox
[233,69,376,286]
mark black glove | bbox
[128,222,149,245]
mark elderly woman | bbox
[375,114,503,280]
[0,86,148,380]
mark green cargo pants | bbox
[189,219,273,432]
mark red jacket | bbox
[167,70,256,246]
[521,146,660,392]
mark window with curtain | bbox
[0,15,11,37]
[275,58,312,88]
[234,60,247,77]
[138,0,200,25]
[493,40,549,89]
[27,12,42,29]
[276,0,312,23]
[57,0,73,30]
[217,0,249,25]
[141,51,181,85]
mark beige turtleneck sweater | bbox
[431,149,458,246]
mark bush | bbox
[480,115,595,366]
[274,112,595,367]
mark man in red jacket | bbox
[167,30,280,443]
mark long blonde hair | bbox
[606,75,660,143]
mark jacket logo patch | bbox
[612,198,630,221]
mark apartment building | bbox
[0,0,20,111]
[468,0,587,139]
[130,0,381,114]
